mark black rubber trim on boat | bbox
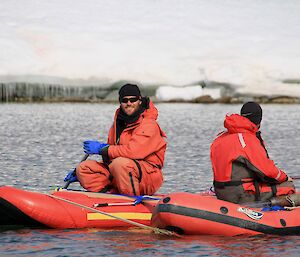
[0,197,44,228]
[157,204,300,235]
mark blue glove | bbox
[64,169,78,183]
[83,140,109,155]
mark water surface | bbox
[1,103,300,256]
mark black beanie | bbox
[240,101,262,125]
[118,84,141,102]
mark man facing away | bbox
[76,84,167,196]
[210,101,295,204]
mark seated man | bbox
[210,101,295,204]
[76,83,167,196]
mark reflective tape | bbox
[238,133,246,148]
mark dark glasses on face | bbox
[121,97,140,103]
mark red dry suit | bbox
[76,100,167,196]
[210,114,295,204]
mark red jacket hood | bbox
[141,100,159,120]
[224,114,259,134]
[114,100,159,122]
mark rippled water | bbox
[1,103,300,256]
[1,229,300,257]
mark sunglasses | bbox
[121,97,140,103]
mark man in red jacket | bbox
[210,102,295,204]
[75,84,167,196]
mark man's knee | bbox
[109,157,141,195]
[76,160,111,192]
[76,160,103,175]
[77,160,93,176]
[109,157,138,176]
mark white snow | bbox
[1,0,300,98]
[156,86,221,101]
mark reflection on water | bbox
[1,103,300,256]
[1,228,300,257]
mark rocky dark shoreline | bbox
[1,82,299,104]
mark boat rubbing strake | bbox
[151,192,300,236]
[0,186,159,229]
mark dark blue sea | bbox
[1,103,300,256]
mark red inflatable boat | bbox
[0,186,160,229]
[151,192,300,236]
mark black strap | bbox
[129,172,137,196]
[213,180,245,188]
[144,159,162,169]
[253,180,261,201]
[271,184,277,197]
[256,131,270,159]
[133,159,143,183]
[214,179,263,201]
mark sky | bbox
[1,0,300,97]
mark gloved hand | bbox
[83,140,109,155]
[64,169,78,183]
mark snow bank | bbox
[156,86,221,101]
